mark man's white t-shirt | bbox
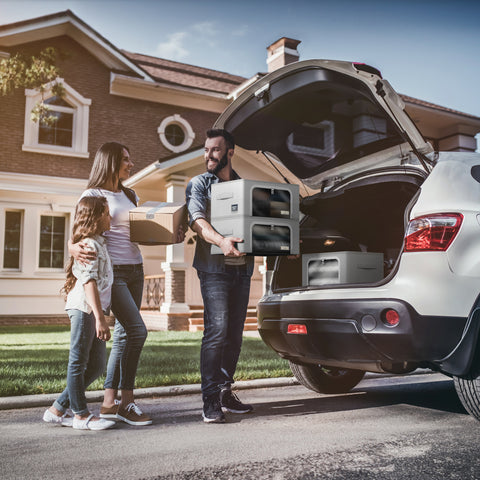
[81,188,142,265]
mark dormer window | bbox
[38,96,74,147]
[23,78,91,158]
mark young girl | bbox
[70,142,153,426]
[43,196,116,431]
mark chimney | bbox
[266,37,301,73]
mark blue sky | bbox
[1,0,479,119]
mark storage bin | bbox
[302,251,384,286]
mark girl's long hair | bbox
[62,196,109,297]
[87,141,137,206]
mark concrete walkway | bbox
[0,376,300,410]
[0,370,433,410]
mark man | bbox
[186,128,254,423]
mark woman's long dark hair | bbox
[87,142,137,206]
[62,196,109,297]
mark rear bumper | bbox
[257,297,474,374]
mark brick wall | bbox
[0,315,115,327]
[0,36,218,179]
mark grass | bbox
[0,326,292,397]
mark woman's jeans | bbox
[54,309,106,416]
[104,264,147,391]
[197,266,251,401]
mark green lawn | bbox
[0,326,291,397]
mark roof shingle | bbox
[122,50,246,94]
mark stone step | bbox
[189,316,257,325]
[189,324,258,333]
[189,308,256,318]
[139,309,257,332]
[189,317,258,333]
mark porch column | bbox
[159,174,190,330]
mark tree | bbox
[0,47,64,125]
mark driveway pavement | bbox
[1,371,477,480]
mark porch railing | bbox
[143,274,165,310]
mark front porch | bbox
[142,274,259,332]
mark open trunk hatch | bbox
[215,60,433,190]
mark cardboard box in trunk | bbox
[129,201,187,245]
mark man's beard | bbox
[206,151,229,175]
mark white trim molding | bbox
[0,171,87,196]
[110,72,228,113]
[158,114,195,153]
[23,78,91,158]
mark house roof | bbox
[0,10,153,81]
[1,10,479,122]
[122,51,246,95]
[400,94,480,121]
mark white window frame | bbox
[158,114,195,153]
[1,209,23,272]
[23,78,91,158]
[36,212,68,272]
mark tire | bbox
[289,361,365,394]
[453,375,480,421]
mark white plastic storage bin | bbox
[211,179,299,220]
[211,216,300,255]
[302,251,384,286]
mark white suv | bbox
[215,60,480,421]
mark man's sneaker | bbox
[202,396,225,423]
[100,399,120,419]
[116,403,152,426]
[220,389,253,414]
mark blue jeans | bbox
[54,309,106,416]
[104,264,147,391]
[197,266,251,401]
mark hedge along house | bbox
[1,11,480,330]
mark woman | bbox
[70,142,151,426]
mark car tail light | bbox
[287,324,307,335]
[404,213,463,252]
[382,309,400,327]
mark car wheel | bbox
[453,375,480,421]
[289,361,365,394]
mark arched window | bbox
[158,114,195,153]
[23,78,91,158]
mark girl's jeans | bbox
[197,267,251,401]
[104,264,147,391]
[54,309,106,416]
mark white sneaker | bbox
[72,413,115,431]
[43,409,73,427]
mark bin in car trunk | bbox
[302,251,384,286]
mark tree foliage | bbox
[0,47,64,125]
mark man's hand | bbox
[219,236,246,257]
[176,224,186,244]
[69,240,97,265]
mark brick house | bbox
[1,11,480,329]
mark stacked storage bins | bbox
[211,179,300,255]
